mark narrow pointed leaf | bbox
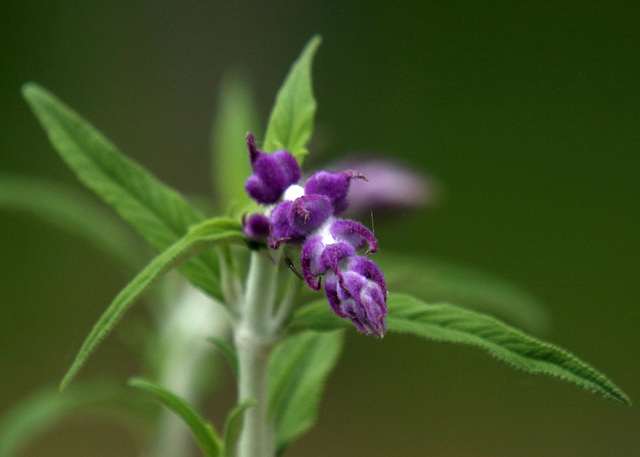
[377,253,550,333]
[386,294,630,404]
[221,398,257,457]
[288,293,630,404]
[0,174,145,271]
[0,382,154,457]
[206,336,238,377]
[22,83,222,298]
[263,35,321,163]
[61,218,244,390]
[211,72,260,209]
[268,330,345,454]
[128,378,221,457]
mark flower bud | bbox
[244,133,301,204]
[324,256,387,338]
[242,213,270,242]
[304,170,366,214]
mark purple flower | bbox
[329,219,377,254]
[300,233,355,291]
[297,218,386,338]
[244,133,301,204]
[242,213,270,241]
[304,170,366,214]
[324,256,387,338]
[268,195,333,249]
[300,219,377,290]
[241,132,388,337]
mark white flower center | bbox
[316,217,336,246]
[282,184,305,201]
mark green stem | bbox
[144,282,231,457]
[234,251,279,457]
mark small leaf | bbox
[0,174,145,271]
[0,382,154,457]
[211,72,260,210]
[377,253,550,333]
[22,83,223,299]
[128,378,221,457]
[206,336,238,377]
[288,294,630,404]
[288,299,348,333]
[268,330,345,454]
[61,218,244,390]
[263,35,321,163]
[221,398,257,457]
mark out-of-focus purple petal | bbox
[327,156,436,215]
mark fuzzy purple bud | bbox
[242,213,270,241]
[269,201,306,248]
[329,219,377,254]
[244,133,301,204]
[304,170,366,214]
[269,195,333,249]
[291,195,333,231]
[324,256,387,337]
[300,236,356,290]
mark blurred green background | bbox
[1,1,638,456]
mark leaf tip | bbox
[304,35,322,61]
[21,82,44,103]
[616,390,632,406]
[58,374,72,393]
[127,377,144,388]
[309,34,322,47]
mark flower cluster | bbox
[242,133,387,337]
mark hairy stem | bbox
[234,251,279,457]
[144,283,231,457]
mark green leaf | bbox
[0,174,145,271]
[22,83,223,299]
[377,253,550,333]
[263,35,321,163]
[206,336,238,377]
[287,298,348,333]
[0,382,154,457]
[289,294,630,404]
[221,398,257,457]
[268,330,345,454]
[128,378,221,457]
[61,217,244,390]
[211,72,260,210]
